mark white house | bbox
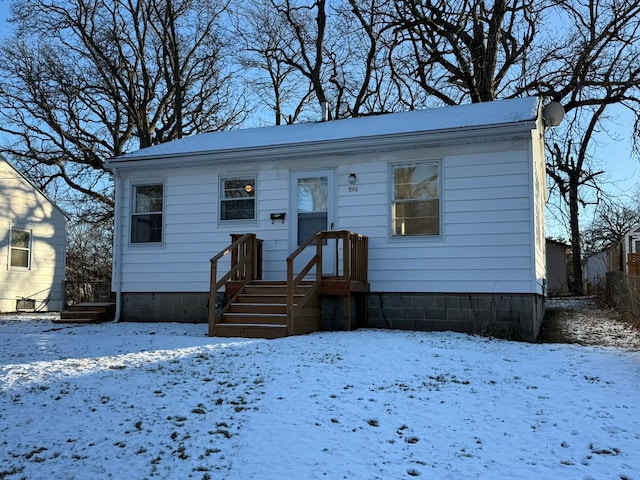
[582,224,640,290]
[0,156,67,312]
[106,96,550,341]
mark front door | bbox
[291,169,336,275]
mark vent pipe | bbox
[320,100,329,122]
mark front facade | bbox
[107,97,548,340]
[0,157,67,312]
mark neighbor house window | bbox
[391,161,440,236]
[131,184,163,243]
[10,228,31,268]
[220,177,256,221]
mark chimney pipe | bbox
[320,100,329,122]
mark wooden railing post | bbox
[209,233,263,337]
[316,234,323,282]
[343,232,351,280]
[208,258,219,336]
[287,257,294,336]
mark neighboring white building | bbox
[582,225,640,290]
[106,97,549,341]
[0,157,67,312]
[582,249,612,292]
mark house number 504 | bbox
[348,186,358,192]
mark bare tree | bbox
[542,0,640,293]
[0,0,246,216]
[385,0,547,106]
[582,200,640,257]
[386,0,640,294]
[231,0,313,125]
[238,0,398,121]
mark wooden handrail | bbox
[286,231,322,335]
[210,230,367,337]
[286,230,368,335]
[209,234,261,332]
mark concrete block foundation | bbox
[122,292,209,323]
[367,292,545,342]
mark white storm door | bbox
[291,169,336,275]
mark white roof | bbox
[109,96,540,164]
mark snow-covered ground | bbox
[1,309,639,479]
[543,296,640,351]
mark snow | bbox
[111,97,540,161]
[544,296,640,351]
[1,311,639,479]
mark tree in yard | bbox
[235,0,400,121]
[540,0,640,294]
[0,0,246,220]
[65,207,114,304]
[582,200,640,257]
[385,0,640,294]
[385,0,547,106]
[230,0,313,125]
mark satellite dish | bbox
[543,101,565,127]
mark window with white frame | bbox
[10,227,31,268]
[220,177,256,221]
[391,161,440,236]
[131,184,163,243]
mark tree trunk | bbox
[569,180,583,295]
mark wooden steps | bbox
[55,303,116,324]
[209,281,319,339]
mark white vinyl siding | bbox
[116,137,540,295]
[0,159,67,312]
[119,167,290,292]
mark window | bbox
[10,228,31,268]
[391,161,440,236]
[131,184,163,243]
[297,175,328,245]
[220,177,256,221]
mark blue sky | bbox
[0,1,637,238]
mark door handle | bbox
[330,222,334,230]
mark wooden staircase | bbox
[55,302,116,324]
[209,281,320,339]
[208,231,368,339]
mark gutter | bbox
[111,169,123,322]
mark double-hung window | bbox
[220,177,256,221]
[131,184,163,243]
[10,227,31,268]
[391,161,441,236]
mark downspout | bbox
[112,169,123,322]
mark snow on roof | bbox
[113,96,540,162]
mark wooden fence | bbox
[628,253,640,276]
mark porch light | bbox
[348,173,357,184]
